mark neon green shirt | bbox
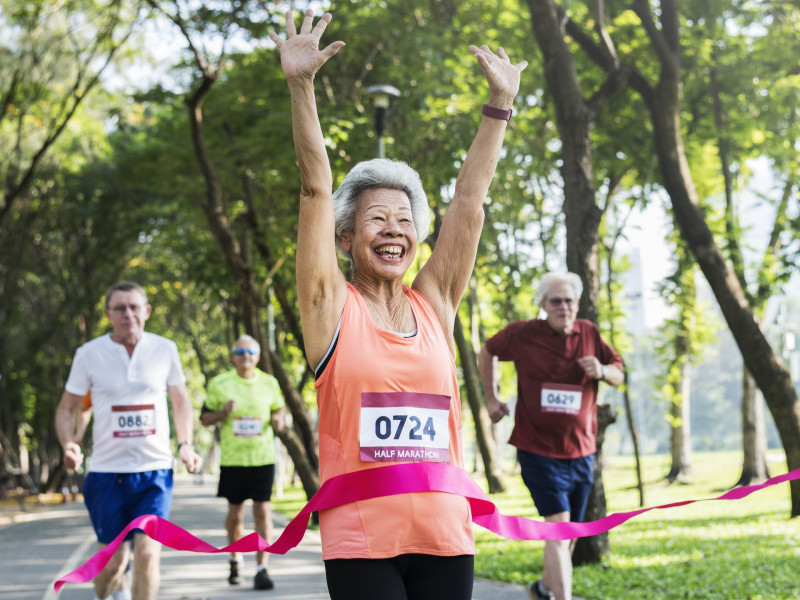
[205,369,284,466]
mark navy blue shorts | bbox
[83,469,173,544]
[517,450,594,520]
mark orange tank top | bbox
[314,283,474,560]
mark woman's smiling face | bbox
[340,188,418,282]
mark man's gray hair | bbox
[231,334,261,354]
[105,281,147,308]
[537,272,583,302]
[331,158,430,263]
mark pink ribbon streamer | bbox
[55,462,800,593]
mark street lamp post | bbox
[364,84,400,158]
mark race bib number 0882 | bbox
[112,404,156,438]
[360,392,451,463]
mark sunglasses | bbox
[233,348,258,356]
[547,297,576,307]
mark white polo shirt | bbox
[65,332,186,473]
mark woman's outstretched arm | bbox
[270,10,348,369]
[415,44,527,338]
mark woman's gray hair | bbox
[537,272,583,302]
[331,158,430,263]
[231,334,261,354]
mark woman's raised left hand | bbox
[468,45,528,109]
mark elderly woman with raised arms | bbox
[270,9,526,600]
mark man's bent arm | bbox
[478,345,509,422]
[168,383,201,472]
[56,392,82,446]
[56,391,85,470]
[601,363,624,387]
[168,383,194,442]
[478,345,499,404]
[200,405,232,427]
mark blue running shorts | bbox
[517,449,594,520]
[83,469,174,544]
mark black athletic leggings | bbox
[324,553,474,600]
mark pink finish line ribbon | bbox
[55,462,800,592]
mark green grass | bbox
[272,452,800,599]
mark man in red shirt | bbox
[479,272,623,600]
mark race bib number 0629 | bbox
[541,383,582,415]
[360,392,450,463]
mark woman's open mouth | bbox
[374,245,405,261]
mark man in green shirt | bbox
[201,335,285,591]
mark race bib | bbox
[111,404,156,438]
[541,383,582,415]
[360,392,450,463]
[233,417,262,437]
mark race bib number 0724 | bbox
[360,392,450,463]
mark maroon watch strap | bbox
[481,104,513,121]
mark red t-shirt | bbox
[485,319,623,459]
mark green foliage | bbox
[0,0,137,203]
[677,0,800,302]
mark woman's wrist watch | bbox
[482,104,513,121]
[600,365,608,380]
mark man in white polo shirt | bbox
[55,281,202,600]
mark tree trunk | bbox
[620,371,645,506]
[736,370,770,486]
[525,0,603,322]
[667,354,693,483]
[573,403,617,565]
[453,315,505,493]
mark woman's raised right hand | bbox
[269,9,345,82]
